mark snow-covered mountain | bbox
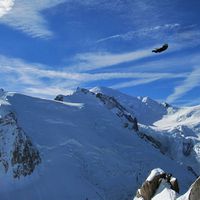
[0,87,199,200]
[91,87,200,177]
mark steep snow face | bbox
[91,87,200,177]
[152,180,177,200]
[140,105,200,176]
[0,89,195,200]
[90,87,172,125]
[153,105,200,136]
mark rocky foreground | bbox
[134,168,200,200]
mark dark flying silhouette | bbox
[152,44,168,53]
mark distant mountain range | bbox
[0,87,199,200]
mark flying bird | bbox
[152,44,168,53]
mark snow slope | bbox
[0,87,198,200]
[90,86,174,125]
[91,87,200,176]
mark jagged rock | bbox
[76,88,168,152]
[134,168,179,200]
[182,139,194,156]
[54,94,64,101]
[170,177,180,193]
[12,130,41,178]
[95,92,139,131]
[187,176,200,200]
[137,132,164,153]
[134,168,200,200]
[77,87,90,94]
[0,112,41,179]
[162,102,171,108]
[187,166,199,178]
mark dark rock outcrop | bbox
[188,176,200,200]
[182,139,194,157]
[73,88,166,153]
[54,94,64,101]
[0,112,41,179]
[135,169,179,200]
[95,92,139,131]
[134,168,200,200]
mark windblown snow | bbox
[0,87,199,200]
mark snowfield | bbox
[0,87,199,200]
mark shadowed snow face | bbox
[0,0,14,17]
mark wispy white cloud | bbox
[69,46,157,72]
[120,53,200,74]
[167,67,200,103]
[0,0,66,38]
[96,24,200,57]
[1,56,186,81]
[111,73,187,89]
[97,23,180,43]
[0,0,14,17]
[25,86,74,98]
[0,54,188,98]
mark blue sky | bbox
[0,0,200,106]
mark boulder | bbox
[134,168,179,200]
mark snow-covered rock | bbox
[182,176,200,200]
[90,86,173,125]
[134,168,179,200]
[0,112,41,180]
[134,168,200,200]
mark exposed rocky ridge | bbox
[56,89,166,151]
[55,88,167,154]
[75,88,200,177]
[89,87,200,177]
[89,88,200,186]
[139,125,200,177]
[0,112,41,178]
[55,87,139,131]
[95,92,139,131]
[78,88,168,153]
[90,86,173,125]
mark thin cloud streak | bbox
[0,54,188,98]
[71,29,200,73]
[111,73,188,89]
[2,62,187,81]
[96,25,200,59]
[70,47,156,72]
[167,67,200,103]
[111,78,167,89]
[97,23,180,43]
